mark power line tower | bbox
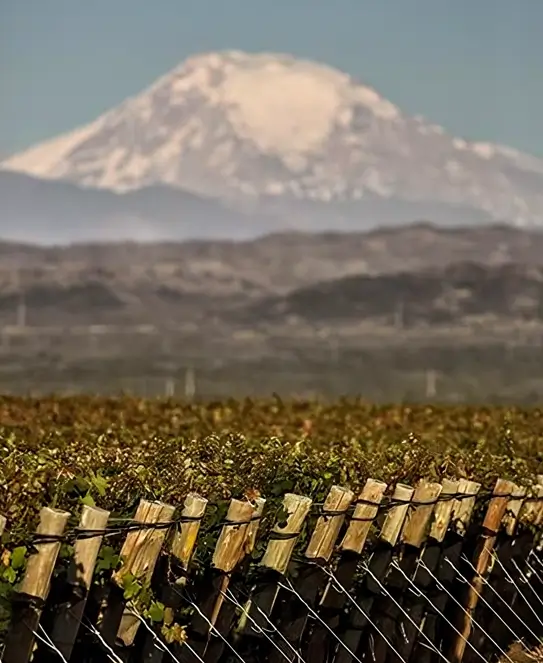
[14,269,27,328]
[184,367,196,399]
[425,369,437,399]
[394,301,404,330]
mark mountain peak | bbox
[2,49,543,228]
[160,50,401,158]
[2,50,402,187]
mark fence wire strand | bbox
[2,483,543,663]
[458,554,543,646]
[491,552,543,630]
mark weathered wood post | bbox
[387,479,459,661]
[501,481,543,652]
[99,499,175,652]
[334,483,415,663]
[49,504,111,660]
[392,478,459,663]
[141,492,208,663]
[204,497,267,663]
[412,478,481,663]
[368,480,442,663]
[238,492,313,661]
[448,478,516,663]
[269,485,354,663]
[463,482,529,663]
[178,498,256,663]
[3,507,70,663]
[304,478,388,663]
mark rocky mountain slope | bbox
[2,223,543,329]
[251,261,543,328]
[2,50,543,239]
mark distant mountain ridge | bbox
[0,171,282,244]
[251,261,543,329]
[2,223,543,332]
[2,50,543,242]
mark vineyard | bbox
[1,396,543,662]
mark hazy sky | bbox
[1,0,542,157]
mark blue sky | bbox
[1,0,543,157]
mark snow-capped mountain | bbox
[3,50,543,230]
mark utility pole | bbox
[394,301,404,330]
[425,369,437,399]
[14,269,26,328]
[17,296,26,328]
[184,367,196,399]
[165,377,175,398]
[330,336,339,363]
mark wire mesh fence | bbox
[1,476,542,663]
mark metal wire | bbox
[125,603,190,663]
[511,558,543,611]
[180,589,248,663]
[360,561,449,663]
[234,585,310,663]
[458,554,543,646]
[396,560,498,663]
[491,552,543,630]
[220,587,305,663]
[277,577,365,663]
[442,557,535,650]
[32,623,69,663]
[318,564,410,663]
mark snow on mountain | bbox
[2,50,543,227]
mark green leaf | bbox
[90,471,109,497]
[147,601,165,623]
[94,546,120,574]
[11,547,27,570]
[122,573,142,600]
[3,566,17,583]
[80,492,96,506]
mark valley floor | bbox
[1,323,543,403]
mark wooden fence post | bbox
[0,514,6,537]
[429,478,460,543]
[467,482,531,662]
[452,479,482,537]
[502,484,528,536]
[379,483,415,546]
[370,480,442,663]
[49,505,111,660]
[3,507,70,663]
[117,500,176,648]
[398,478,459,662]
[305,486,355,561]
[242,493,313,644]
[340,479,388,555]
[413,478,481,663]
[260,493,313,574]
[519,482,543,527]
[303,480,387,663]
[99,499,175,650]
[334,483,415,663]
[269,485,354,663]
[170,493,209,573]
[141,492,208,663]
[402,480,443,547]
[179,498,255,663]
[498,481,543,652]
[448,478,516,663]
[204,497,267,663]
